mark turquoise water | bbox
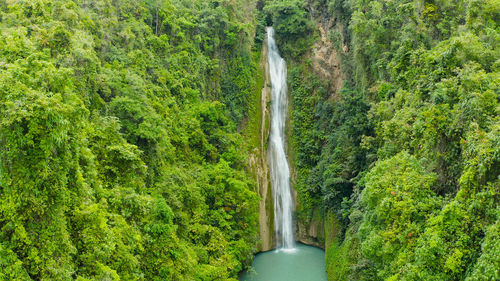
[241,243,327,281]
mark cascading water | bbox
[240,27,327,281]
[267,27,295,250]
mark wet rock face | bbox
[250,38,274,252]
[296,209,326,249]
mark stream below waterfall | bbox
[241,27,327,280]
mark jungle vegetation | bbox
[0,0,261,280]
[264,0,499,280]
[1,0,499,280]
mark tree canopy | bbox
[0,0,261,280]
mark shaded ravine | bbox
[241,27,327,281]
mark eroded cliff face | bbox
[312,24,345,100]
[248,40,274,252]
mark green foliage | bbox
[289,64,374,225]
[288,65,324,215]
[263,0,314,57]
[290,0,499,280]
[358,152,442,280]
[0,0,260,279]
[465,216,500,281]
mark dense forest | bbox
[0,0,498,280]
[0,0,262,280]
[274,0,499,280]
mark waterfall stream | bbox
[267,27,295,250]
[240,27,327,281]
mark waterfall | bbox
[267,27,295,250]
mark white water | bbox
[267,27,295,250]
